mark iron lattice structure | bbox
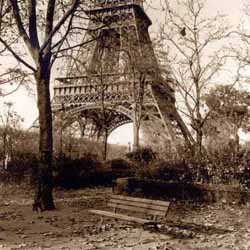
[52,0,194,148]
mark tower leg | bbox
[133,119,140,151]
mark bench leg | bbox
[143,223,162,243]
[154,224,159,232]
[152,225,163,243]
[130,227,143,250]
[97,216,104,233]
[138,227,143,242]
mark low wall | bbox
[115,177,250,204]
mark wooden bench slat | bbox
[108,198,169,212]
[111,195,170,207]
[89,195,171,232]
[108,202,166,217]
[89,209,152,224]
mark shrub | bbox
[54,155,120,189]
[106,158,135,178]
[4,152,38,183]
[240,165,250,189]
[54,155,100,188]
[126,147,156,165]
[109,158,131,169]
[7,152,38,173]
[136,160,193,183]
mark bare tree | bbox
[159,0,234,154]
[231,3,250,85]
[0,101,23,168]
[0,0,99,210]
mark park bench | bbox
[89,195,171,232]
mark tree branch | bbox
[28,0,40,49]
[0,37,35,71]
[40,0,80,53]
[9,0,38,64]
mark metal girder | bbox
[52,0,194,148]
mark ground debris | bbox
[0,186,250,250]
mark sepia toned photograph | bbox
[0,0,250,249]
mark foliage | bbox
[54,154,100,188]
[54,155,134,189]
[135,160,193,183]
[3,138,250,190]
[0,102,24,167]
[0,151,38,184]
[106,158,135,178]
[126,147,156,165]
[7,152,38,174]
[127,142,250,188]
[108,158,131,169]
[205,85,250,133]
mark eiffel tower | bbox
[52,0,194,149]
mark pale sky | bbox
[0,0,246,145]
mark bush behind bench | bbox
[115,177,250,204]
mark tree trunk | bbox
[59,125,63,159]
[2,131,6,169]
[196,128,203,156]
[235,132,240,154]
[103,130,108,161]
[33,65,55,211]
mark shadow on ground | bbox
[143,220,233,239]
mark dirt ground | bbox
[1,184,250,250]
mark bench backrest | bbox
[108,195,170,218]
